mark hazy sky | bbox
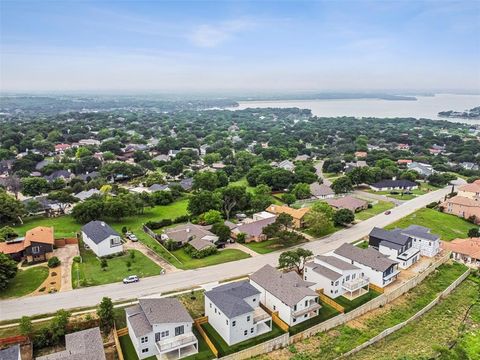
[1,0,479,92]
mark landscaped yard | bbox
[201,321,285,357]
[11,215,81,238]
[0,266,49,299]
[171,248,251,270]
[355,201,394,221]
[355,240,369,249]
[334,289,381,313]
[72,247,162,288]
[366,183,441,201]
[351,276,480,360]
[385,208,474,241]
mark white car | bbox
[123,275,139,284]
[128,234,138,242]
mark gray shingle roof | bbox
[310,183,334,197]
[81,221,120,244]
[205,280,260,318]
[334,243,397,272]
[315,255,360,271]
[370,227,410,246]
[232,217,277,237]
[0,344,20,360]
[126,307,152,337]
[189,238,215,251]
[306,261,342,280]
[140,298,193,325]
[400,225,439,241]
[163,223,215,244]
[250,265,318,307]
[36,327,105,360]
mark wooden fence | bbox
[113,326,125,360]
[316,289,345,313]
[260,303,290,332]
[369,283,384,294]
[194,316,219,358]
[54,237,78,247]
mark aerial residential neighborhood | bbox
[1,0,480,359]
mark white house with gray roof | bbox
[304,255,369,299]
[401,225,440,258]
[332,243,399,288]
[81,221,123,257]
[126,298,198,360]
[36,327,105,360]
[250,265,321,326]
[205,280,272,345]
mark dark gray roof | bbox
[0,344,20,360]
[315,255,359,271]
[189,238,215,251]
[400,225,439,241]
[205,280,260,318]
[379,240,403,250]
[140,298,193,325]
[334,243,397,272]
[81,221,120,244]
[45,170,73,182]
[306,261,342,280]
[250,265,318,307]
[148,184,169,192]
[371,179,417,189]
[126,306,152,337]
[78,171,100,181]
[370,227,410,246]
[36,327,105,360]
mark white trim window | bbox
[32,246,40,254]
[141,336,148,343]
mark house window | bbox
[273,305,276,311]
[32,246,40,254]
[210,303,212,308]
[175,326,184,336]
[247,316,250,322]
[215,308,217,314]
[155,333,160,341]
[142,348,149,354]
[293,318,297,323]
[304,276,307,281]
[141,336,148,343]
[330,281,334,286]
[226,320,229,325]
[304,268,307,273]
[293,305,297,311]
[335,281,339,286]
[304,300,308,307]
[253,298,256,302]
[232,321,236,327]
[244,330,248,336]
[161,330,169,338]
[346,275,350,281]
[304,314,308,318]
[251,328,254,333]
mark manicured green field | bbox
[385,208,474,241]
[72,248,162,288]
[355,201,394,221]
[334,289,381,313]
[202,322,285,356]
[171,248,250,270]
[0,266,49,299]
[351,276,480,360]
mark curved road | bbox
[0,185,454,321]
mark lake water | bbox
[231,93,480,125]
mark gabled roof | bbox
[205,280,260,318]
[81,221,119,244]
[310,183,334,197]
[306,261,342,281]
[442,238,480,259]
[334,243,397,272]
[399,225,439,241]
[138,298,193,325]
[371,179,417,189]
[266,204,309,220]
[163,223,215,244]
[25,226,54,247]
[189,238,216,251]
[325,196,367,212]
[315,255,359,271]
[250,264,318,307]
[233,217,276,237]
[369,227,410,246]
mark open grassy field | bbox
[72,248,162,288]
[243,236,309,254]
[385,208,474,241]
[258,262,468,360]
[0,266,49,299]
[351,276,480,360]
[355,201,394,221]
[11,215,81,238]
[171,248,250,269]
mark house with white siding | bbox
[126,298,198,360]
[204,280,272,345]
[250,265,320,326]
[81,221,123,257]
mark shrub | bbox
[184,243,217,258]
[47,256,61,268]
[426,201,439,209]
[73,256,81,263]
[236,232,247,244]
[174,215,189,223]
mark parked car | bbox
[384,210,392,215]
[123,275,139,284]
[127,233,138,241]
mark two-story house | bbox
[400,225,440,257]
[204,281,272,345]
[369,227,420,269]
[126,298,198,360]
[304,255,369,299]
[250,264,321,327]
[332,243,399,288]
[81,221,123,257]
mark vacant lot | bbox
[258,262,468,360]
[385,208,473,241]
[243,236,309,254]
[355,201,394,221]
[72,248,162,288]
[351,276,480,360]
[171,248,251,269]
[1,266,49,299]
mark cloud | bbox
[188,19,253,48]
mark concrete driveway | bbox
[54,244,79,292]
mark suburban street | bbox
[0,185,454,321]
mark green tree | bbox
[278,248,313,274]
[71,199,104,223]
[236,232,247,243]
[211,223,231,242]
[19,316,33,337]
[0,226,18,242]
[304,210,333,237]
[291,183,311,199]
[0,253,17,291]
[0,191,25,223]
[187,191,222,216]
[100,258,108,271]
[311,201,335,221]
[332,176,354,194]
[21,177,49,196]
[333,209,355,226]
[97,297,115,333]
[47,191,78,214]
[276,213,293,230]
[282,193,296,205]
[467,228,479,238]
[193,171,219,191]
[50,309,70,343]
[218,185,251,220]
[203,210,223,225]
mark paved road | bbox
[0,185,454,321]
[315,161,332,186]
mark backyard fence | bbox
[0,335,29,347]
[113,325,126,360]
[194,316,219,358]
[142,224,162,241]
[218,333,290,360]
[316,289,345,313]
[54,237,78,247]
[260,303,290,332]
[338,268,471,358]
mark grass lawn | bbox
[275,261,468,360]
[175,290,206,318]
[119,335,156,360]
[184,329,215,360]
[243,236,309,254]
[366,183,441,201]
[351,276,480,360]
[302,225,342,240]
[385,208,474,241]
[0,266,49,299]
[355,241,369,249]
[171,248,251,270]
[334,289,381,313]
[355,201,394,221]
[289,303,340,335]
[201,322,285,357]
[72,248,162,288]
[11,215,81,238]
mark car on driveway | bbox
[123,275,139,284]
[125,232,138,241]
